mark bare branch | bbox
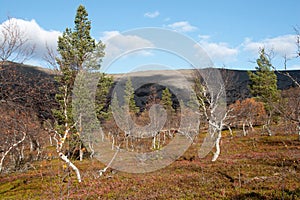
[294,26,300,58]
[0,17,35,62]
[43,42,59,70]
[272,56,300,88]
[0,131,26,173]
[98,146,120,177]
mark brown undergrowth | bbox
[0,127,300,200]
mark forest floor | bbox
[1,126,300,200]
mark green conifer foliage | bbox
[124,77,139,114]
[53,5,111,158]
[161,88,174,113]
[248,48,280,135]
[248,48,280,111]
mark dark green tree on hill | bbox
[124,77,139,114]
[161,87,174,113]
[248,48,280,135]
[161,87,175,137]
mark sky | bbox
[0,0,300,73]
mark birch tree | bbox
[194,68,229,162]
[229,98,266,136]
[124,77,139,114]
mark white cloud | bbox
[195,41,238,64]
[100,31,154,59]
[198,34,211,40]
[100,31,120,42]
[167,21,197,33]
[144,11,160,18]
[0,18,61,60]
[288,64,300,70]
[243,35,297,58]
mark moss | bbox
[0,180,21,195]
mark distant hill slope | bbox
[0,61,59,122]
[1,62,300,114]
[112,68,300,106]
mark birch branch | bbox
[99,146,120,177]
[59,152,81,182]
[0,131,26,173]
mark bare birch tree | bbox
[0,17,35,63]
[269,27,300,140]
[194,68,230,161]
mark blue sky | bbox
[1,0,300,73]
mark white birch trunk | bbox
[211,131,221,162]
[88,141,94,159]
[49,135,53,146]
[79,143,83,162]
[111,135,115,150]
[59,152,81,182]
[298,123,300,141]
[242,122,247,136]
[152,134,156,149]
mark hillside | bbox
[112,68,300,106]
[2,62,300,111]
[0,61,58,121]
[1,62,300,199]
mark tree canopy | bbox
[248,48,280,110]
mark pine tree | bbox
[248,48,280,135]
[95,73,113,121]
[161,87,175,139]
[53,5,108,159]
[248,49,280,107]
[187,91,199,111]
[124,77,139,114]
[57,5,99,71]
[161,88,174,113]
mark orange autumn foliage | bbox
[229,98,266,127]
